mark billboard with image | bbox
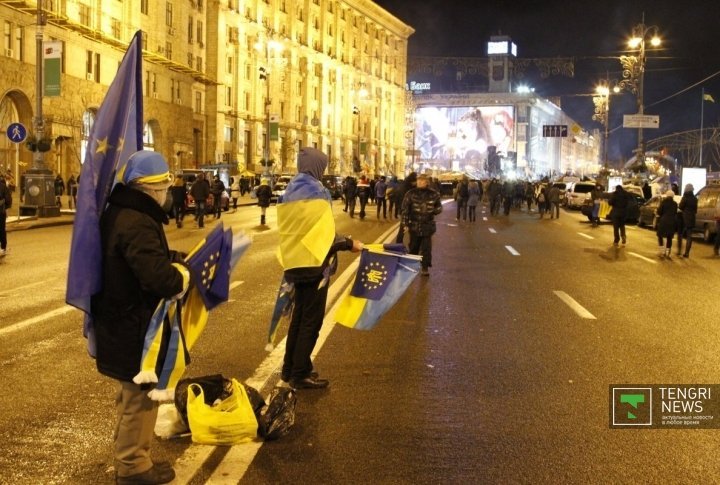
[414,106,515,171]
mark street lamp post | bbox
[617,17,661,169]
[592,78,620,170]
[256,33,282,178]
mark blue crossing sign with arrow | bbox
[7,122,27,143]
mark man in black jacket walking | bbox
[608,185,632,247]
[401,173,443,276]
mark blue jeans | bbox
[195,201,206,227]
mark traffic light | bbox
[258,66,267,80]
[352,105,359,115]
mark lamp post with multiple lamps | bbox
[255,33,283,178]
[616,17,662,169]
[592,78,620,170]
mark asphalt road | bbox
[1,199,720,484]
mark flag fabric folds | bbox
[65,31,144,356]
[703,93,715,103]
[135,224,251,401]
[265,277,295,351]
[276,173,335,271]
[335,245,422,331]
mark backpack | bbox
[538,193,546,203]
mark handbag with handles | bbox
[187,378,258,445]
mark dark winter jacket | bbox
[679,191,698,228]
[656,196,679,238]
[91,184,185,382]
[189,178,210,203]
[608,187,632,221]
[401,186,443,236]
[256,183,272,208]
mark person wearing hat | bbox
[608,185,632,247]
[255,177,272,225]
[92,150,190,484]
[401,172,443,276]
[277,147,363,389]
[677,183,697,257]
[656,189,679,259]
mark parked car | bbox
[321,175,344,199]
[637,194,682,229]
[268,174,293,202]
[580,190,643,223]
[693,184,720,241]
[565,181,595,209]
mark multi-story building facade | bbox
[0,0,414,182]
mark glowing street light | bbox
[616,17,662,167]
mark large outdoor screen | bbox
[414,106,515,169]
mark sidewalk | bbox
[5,191,259,232]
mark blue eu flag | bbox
[350,250,399,301]
[65,31,144,355]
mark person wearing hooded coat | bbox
[255,177,273,225]
[656,189,679,259]
[394,172,416,243]
[91,151,190,484]
[677,183,698,257]
[277,147,363,389]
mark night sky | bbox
[374,0,720,161]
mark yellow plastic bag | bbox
[187,378,258,445]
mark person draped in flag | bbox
[277,147,363,389]
[91,151,189,485]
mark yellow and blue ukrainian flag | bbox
[335,244,422,330]
[135,224,251,400]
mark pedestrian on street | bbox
[455,177,469,221]
[356,175,371,219]
[467,180,481,222]
[590,184,604,227]
[386,176,398,218]
[678,184,698,257]
[230,177,240,211]
[537,186,548,219]
[277,147,363,389]
[656,190,679,258]
[67,174,78,210]
[210,175,225,219]
[169,175,187,228]
[0,175,11,257]
[375,175,387,219]
[548,183,561,219]
[394,172,416,243]
[91,150,189,485]
[189,172,210,228]
[488,178,502,216]
[608,185,631,247]
[255,178,272,225]
[401,173,443,276]
[54,174,65,207]
[344,176,357,216]
[525,182,535,212]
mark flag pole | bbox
[700,88,705,166]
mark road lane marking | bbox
[577,232,594,240]
[553,291,596,319]
[505,245,520,256]
[230,280,244,290]
[0,278,56,297]
[0,305,76,337]
[628,251,658,264]
[174,224,402,484]
[488,228,497,233]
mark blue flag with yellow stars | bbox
[66,31,143,356]
[335,245,422,331]
[350,250,399,300]
[134,225,251,401]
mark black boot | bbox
[261,215,266,225]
